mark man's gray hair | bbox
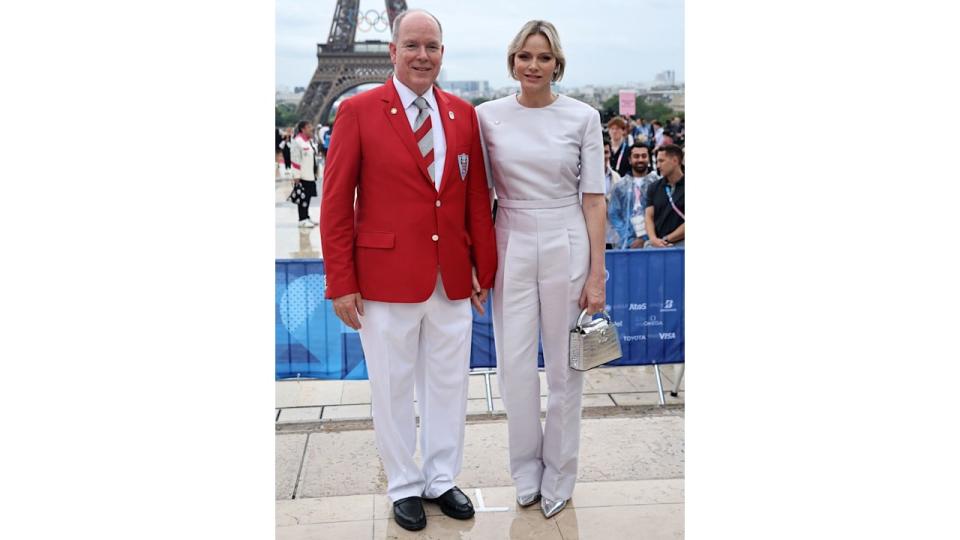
[391,9,443,44]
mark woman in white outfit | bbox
[476,20,606,519]
[289,120,319,228]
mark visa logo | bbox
[659,332,676,340]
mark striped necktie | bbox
[413,96,435,185]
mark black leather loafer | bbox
[392,496,427,531]
[423,486,475,520]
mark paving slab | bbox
[276,520,372,540]
[276,494,375,526]
[582,367,642,394]
[323,404,372,420]
[610,392,662,406]
[276,433,308,500]
[555,503,684,540]
[581,393,615,407]
[276,380,343,408]
[295,428,385,498]
[341,380,372,404]
[277,407,323,422]
[372,510,564,540]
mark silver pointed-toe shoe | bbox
[516,492,541,507]
[540,497,567,518]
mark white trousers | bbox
[358,274,472,503]
[492,196,589,501]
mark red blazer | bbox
[320,78,497,303]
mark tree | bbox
[276,103,299,128]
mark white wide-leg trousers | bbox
[358,274,472,503]
[492,196,590,502]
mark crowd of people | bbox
[601,115,685,250]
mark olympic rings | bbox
[356,10,388,33]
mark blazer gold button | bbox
[431,234,439,241]
[390,107,397,114]
[448,111,455,120]
[435,200,441,207]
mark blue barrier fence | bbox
[276,248,684,380]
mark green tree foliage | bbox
[276,103,299,128]
[470,97,492,106]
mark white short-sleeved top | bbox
[476,94,605,201]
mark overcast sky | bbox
[276,0,684,90]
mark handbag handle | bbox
[575,309,613,331]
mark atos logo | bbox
[660,299,677,312]
[658,332,676,340]
[628,303,647,311]
[622,335,647,342]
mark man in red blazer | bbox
[320,9,497,532]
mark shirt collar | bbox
[393,75,438,112]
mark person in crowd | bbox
[602,139,623,248]
[279,127,293,171]
[606,116,632,177]
[276,128,283,178]
[644,144,685,248]
[315,124,330,161]
[645,117,657,149]
[289,120,319,228]
[652,120,665,149]
[669,115,684,145]
[660,131,675,149]
[320,9,497,532]
[476,19,605,519]
[610,143,660,249]
[632,117,649,146]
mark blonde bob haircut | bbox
[507,20,566,83]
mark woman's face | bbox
[608,125,625,141]
[514,33,556,94]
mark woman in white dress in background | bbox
[476,20,606,519]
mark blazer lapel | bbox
[381,78,434,186]
[433,87,458,194]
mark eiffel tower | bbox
[295,0,408,126]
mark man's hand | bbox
[332,293,364,330]
[651,237,670,248]
[470,267,487,316]
[629,238,645,249]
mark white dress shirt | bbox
[393,75,446,191]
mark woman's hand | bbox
[579,271,606,315]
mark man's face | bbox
[603,145,611,166]
[629,147,649,174]
[608,125,624,141]
[389,13,444,95]
[656,152,678,177]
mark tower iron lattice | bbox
[295,0,408,125]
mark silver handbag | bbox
[569,309,623,371]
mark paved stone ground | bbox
[276,365,685,423]
[275,365,685,538]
